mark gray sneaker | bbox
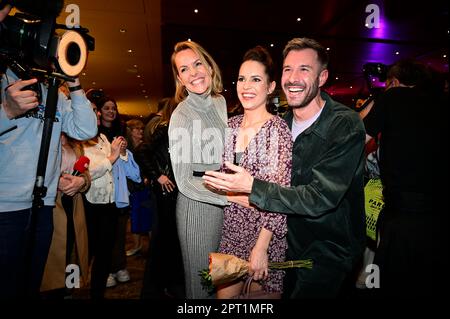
[115,269,130,283]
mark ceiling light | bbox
[335,77,339,80]
[92,81,96,85]
[326,47,330,51]
[134,64,138,68]
[142,90,146,93]
[270,43,274,47]
[128,49,133,53]
[395,51,399,55]
[188,38,191,42]
[349,86,353,89]
[443,54,447,58]
[137,75,141,78]
[119,28,126,33]
[297,17,301,22]
[194,9,198,13]
[82,72,86,76]
[144,95,148,99]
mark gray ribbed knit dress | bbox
[169,92,228,299]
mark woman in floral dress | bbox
[216,46,292,298]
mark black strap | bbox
[68,84,82,92]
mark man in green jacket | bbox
[204,38,366,298]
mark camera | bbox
[363,62,389,95]
[0,0,94,82]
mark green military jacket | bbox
[250,92,366,271]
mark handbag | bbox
[232,277,281,299]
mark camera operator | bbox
[0,4,97,299]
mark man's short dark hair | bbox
[283,38,329,70]
[387,59,432,87]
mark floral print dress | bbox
[218,115,292,293]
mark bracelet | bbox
[68,85,83,92]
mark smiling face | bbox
[175,48,212,95]
[281,48,328,109]
[237,60,275,112]
[99,100,117,125]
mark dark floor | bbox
[72,223,151,300]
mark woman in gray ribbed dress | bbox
[168,41,228,299]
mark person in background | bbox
[82,130,126,299]
[143,97,170,144]
[0,4,97,299]
[40,133,91,297]
[125,119,152,257]
[364,59,445,297]
[214,46,292,299]
[136,97,185,298]
[92,96,132,288]
[168,40,229,299]
[203,37,366,298]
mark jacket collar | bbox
[284,91,335,140]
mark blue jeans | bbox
[0,206,53,298]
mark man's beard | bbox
[286,76,320,109]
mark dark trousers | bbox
[141,187,185,299]
[373,206,437,297]
[111,208,128,273]
[0,206,53,299]
[83,200,119,299]
[283,262,348,299]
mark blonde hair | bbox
[171,41,222,104]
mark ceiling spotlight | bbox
[142,90,146,93]
[194,9,198,13]
[270,43,274,47]
[443,54,447,58]
[82,72,86,76]
[92,81,96,85]
[326,47,330,51]
[297,17,301,22]
[137,75,141,78]
[349,86,353,89]
[128,49,133,53]
[134,64,138,68]
[144,95,149,99]
[335,76,339,80]
[395,51,399,55]
[119,28,126,33]
[188,38,192,42]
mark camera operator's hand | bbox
[0,4,11,22]
[3,79,39,119]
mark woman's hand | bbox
[58,174,86,196]
[109,137,122,163]
[248,246,269,281]
[157,175,175,193]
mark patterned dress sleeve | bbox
[259,118,292,238]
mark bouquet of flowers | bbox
[199,253,313,293]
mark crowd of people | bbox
[1,3,446,300]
